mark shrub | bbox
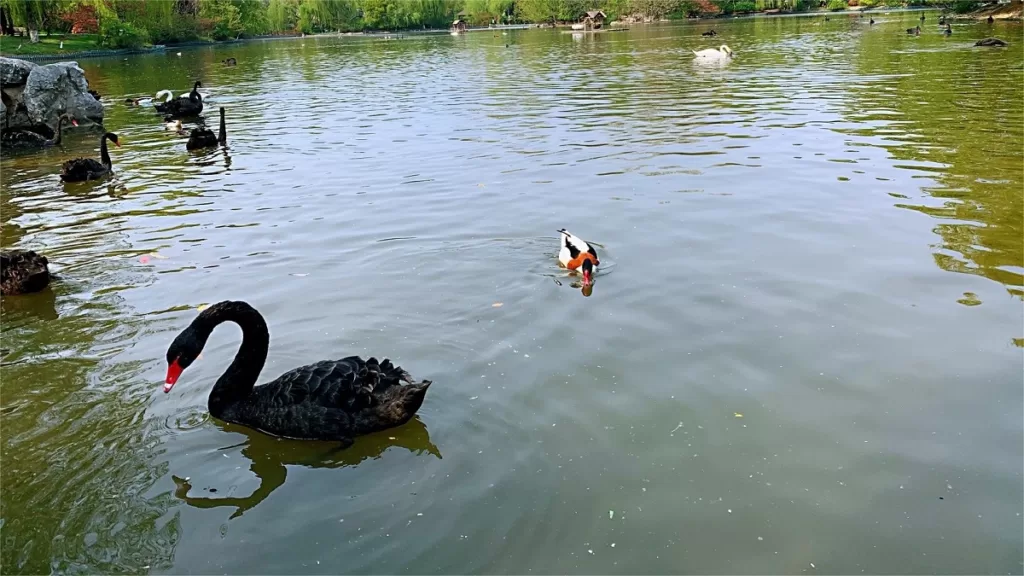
[827,0,847,10]
[99,18,149,49]
[952,0,980,12]
[731,0,757,11]
[63,4,99,34]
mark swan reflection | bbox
[172,417,439,518]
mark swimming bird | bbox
[987,15,994,23]
[88,89,101,101]
[223,57,237,66]
[869,18,875,24]
[60,132,120,182]
[186,107,227,150]
[692,44,734,59]
[975,37,1007,46]
[165,119,183,131]
[943,23,952,35]
[44,114,77,147]
[919,13,925,21]
[0,250,50,295]
[557,229,600,287]
[152,90,174,110]
[906,25,921,35]
[938,16,946,24]
[701,29,718,37]
[156,82,204,118]
[163,301,432,446]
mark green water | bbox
[2,13,1022,574]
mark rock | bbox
[975,37,1008,47]
[0,249,51,295]
[0,57,37,87]
[23,61,103,128]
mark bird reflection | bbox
[172,417,439,518]
[0,284,59,320]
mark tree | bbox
[1,0,48,41]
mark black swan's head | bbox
[194,81,203,91]
[165,326,204,392]
[581,258,595,287]
[105,132,121,147]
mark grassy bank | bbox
[0,34,101,57]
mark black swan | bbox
[701,30,717,37]
[943,23,952,35]
[88,89,101,101]
[223,57,237,66]
[163,301,432,447]
[186,107,227,150]
[157,81,204,118]
[0,249,50,295]
[43,113,78,147]
[975,37,1007,47]
[906,25,921,35]
[60,132,120,182]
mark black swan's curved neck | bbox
[100,134,111,167]
[218,108,227,145]
[196,302,269,413]
[52,116,67,146]
[190,82,202,102]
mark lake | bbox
[1,12,1022,574]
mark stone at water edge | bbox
[0,56,37,87]
[23,61,104,128]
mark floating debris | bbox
[197,304,210,312]
[609,510,614,519]
[670,422,683,434]
[734,413,744,418]
[492,302,503,308]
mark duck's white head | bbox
[720,45,734,57]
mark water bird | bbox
[692,44,734,59]
[176,51,182,56]
[987,15,994,23]
[943,23,952,35]
[975,37,1007,46]
[920,13,926,21]
[557,229,600,287]
[165,119,183,131]
[938,16,946,24]
[223,57,237,66]
[44,113,77,147]
[60,132,120,182]
[157,81,204,118]
[906,25,921,35]
[162,301,432,446]
[152,89,174,109]
[870,18,875,24]
[0,250,50,295]
[701,29,718,36]
[125,96,152,106]
[186,107,227,150]
[88,89,101,101]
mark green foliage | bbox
[98,17,149,48]
[827,0,847,9]
[952,0,979,12]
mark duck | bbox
[975,37,1007,46]
[987,15,994,23]
[943,23,952,35]
[165,119,183,131]
[919,13,926,21]
[557,229,599,287]
[223,57,237,66]
[156,81,204,118]
[163,301,432,446]
[869,18,875,24]
[692,44,734,59]
[0,249,50,295]
[938,15,946,24]
[186,107,227,150]
[701,29,717,37]
[906,25,921,35]
[60,132,120,182]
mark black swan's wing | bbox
[61,158,106,181]
[252,356,412,412]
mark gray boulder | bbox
[23,61,103,127]
[0,57,37,87]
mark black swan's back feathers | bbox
[61,157,107,181]
[226,356,429,440]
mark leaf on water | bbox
[609,510,614,519]
[197,304,210,312]
[150,253,168,259]
[734,413,744,418]
[477,183,486,187]
[492,302,503,307]
[291,273,309,277]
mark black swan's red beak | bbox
[165,359,183,393]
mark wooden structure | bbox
[581,10,606,30]
[451,18,468,33]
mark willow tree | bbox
[1,0,50,41]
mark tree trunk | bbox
[28,28,39,43]
[0,7,12,36]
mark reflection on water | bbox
[172,418,439,519]
[1,13,1021,575]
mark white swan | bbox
[692,44,734,59]
[155,90,174,102]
